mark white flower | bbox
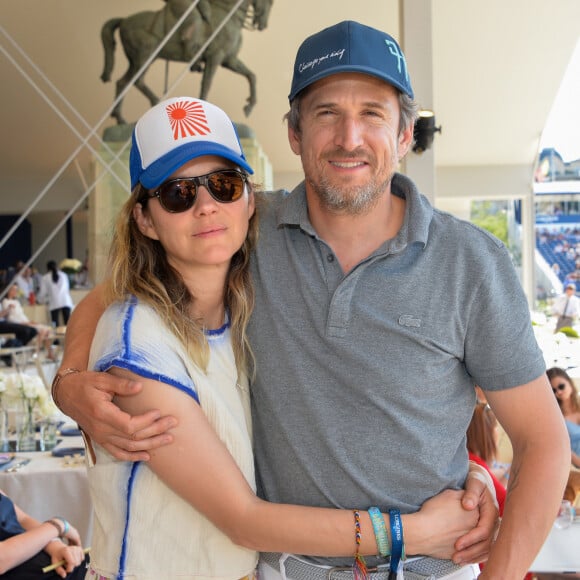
[59,258,83,273]
[2,372,56,419]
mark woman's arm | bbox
[108,367,479,560]
[0,496,83,575]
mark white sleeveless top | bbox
[86,297,257,579]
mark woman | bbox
[466,402,507,514]
[84,96,480,579]
[547,367,580,468]
[38,261,73,327]
[0,489,87,579]
[1,283,56,360]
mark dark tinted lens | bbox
[159,180,196,212]
[207,171,245,202]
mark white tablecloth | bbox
[530,519,580,573]
[0,436,93,544]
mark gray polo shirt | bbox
[249,174,545,564]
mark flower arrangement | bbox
[2,372,58,419]
[59,258,83,275]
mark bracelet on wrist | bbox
[54,516,70,535]
[368,506,390,558]
[45,519,64,538]
[51,367,81,409]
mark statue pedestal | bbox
[89,133,132,285]
[236,123,273,191]
[88,125,272,285]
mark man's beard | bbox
[310,172,394,216]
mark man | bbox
[54,20,569,579]
[552,282,580,332]
[0,303,38,345]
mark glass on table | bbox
[39,417,60,451]
[554,499,576,529]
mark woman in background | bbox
[547,367,580,468]
[0,489,87,579]
[466,402,507,514]
[38,261,73,327]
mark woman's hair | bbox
[46,260,59,284]
[546,366,580,413]
[284,89,419,138]
[466,402,498,465]
[104,178,260,375]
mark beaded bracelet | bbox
[368,507,390,558]
[388,509,404,580]
[352,510,368,580]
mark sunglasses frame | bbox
[145,169,249,213]
[552,383,567,393]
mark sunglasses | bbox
[145,169,248,213]
[552,383,567,393]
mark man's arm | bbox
[477,374,570,578]
[56,285,176,461]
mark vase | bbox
[16,400,36,452]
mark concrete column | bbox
[399,0,436,202]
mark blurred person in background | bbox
[547,367,580,468]
[553,283,580,333]
[37,261,74,327]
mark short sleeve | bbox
[88,297,199,402]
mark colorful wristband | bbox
[368,506,390,558]
[352,510,368,580]
[388,509,404,580]
[54,516,70,536]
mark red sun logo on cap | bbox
[165,100,211,140]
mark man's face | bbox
[288,72,414,215]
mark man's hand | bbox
[57,370,177,461]
[452,464,499,564]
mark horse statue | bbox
[100,0,273,124]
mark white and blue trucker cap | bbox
[289,20,414,101]
[130,96,253,190]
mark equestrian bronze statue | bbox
[100,0,273,124]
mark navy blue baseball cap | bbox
[289,20,414,101]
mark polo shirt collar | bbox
[276,173,433,249]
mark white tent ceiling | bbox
[1,0,579,212]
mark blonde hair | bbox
[104,182,259,375]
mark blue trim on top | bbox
[205,316,230,336]
[96,357,200,404]
[94,297,200,403]
[117,462,141,579]
[122,297,138,353]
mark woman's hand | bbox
[405,489,479,559]
[45,541,86,578]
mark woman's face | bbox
[133,155,255,277]
[550,375,575,403]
